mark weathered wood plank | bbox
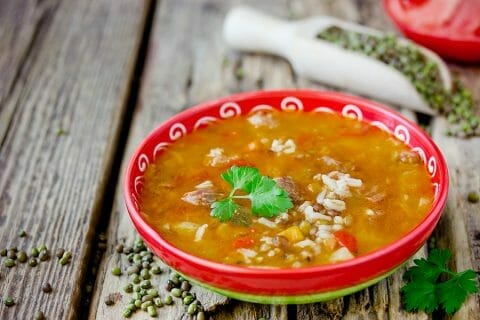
[430,66,480,320]
[0,0,60,143]
[0,1,149,319]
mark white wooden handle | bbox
[223,6,292,56]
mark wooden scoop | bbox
[223,6,452,115]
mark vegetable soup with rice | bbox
[140,111,434,268]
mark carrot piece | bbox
[333,230,358,254]
[233,236,255,249]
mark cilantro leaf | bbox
[428,248,451,268]
[401,248,480,315]
[210,198,237,222]
[437,270,479,315]
[210,166,294,222]
[401,279,438,313]
[221,166,260,192]
[246,175,294,217]
[404,249,451,283]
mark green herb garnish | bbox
[401,248,479,315]
[210,166,293,222]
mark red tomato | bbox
[384,0,480,62]
[233,236,255,249]
[333,230,358,254]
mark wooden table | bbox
[1,0,479,319]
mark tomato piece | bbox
[333,230,358,254]
[221,158,255,169]
[233,236,255,249]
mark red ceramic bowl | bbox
[383,0,480,62]
[125,90,448,304]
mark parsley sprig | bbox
[210,166,293,222]
[401,248,479,315]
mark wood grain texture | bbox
[0,0,60,143]
[430,66,480,320]
[90,0,480,319]
[0,0,149,319]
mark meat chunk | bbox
[274,176,303,202]
[181,189,217,206]
[181,181,220,206]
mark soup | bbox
[140,111,434,268]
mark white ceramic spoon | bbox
[223,6,452,115]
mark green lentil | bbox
[150,265,162,274]
[153,297,163,307]
[132,292,142,301]
[38,245,47,252]
[63,251,72,259]
[126,302,136,311]
[467,191,479,203]
[139,289,148,296]
[169,273,180,285]
[134,299,142,308]
[171,288,182,297]
[0,249,7,256]
[141,301,153,311]
[39,250,50,261]
[17,251,27,263]
[28,257,38,267]
[187,302,198,315]
[316,27,480,137]
[142,261,150,269]
[131,274,141,284]
[122,308,133,318]
[197,311,206,320]
[140,280,151,289]
[111,267,122,276]
[124,284,134,293]
[59,257,70,265]
[3,296,15,307]
[34,311,45,320]
[5,258,15,268]
[147,289,158,297]
[142,294,154,303]
[140,269,151,280]
[19,230,27,238]
[147,305,157,317]
[183,295,194,305]
[164,295,173,305]
[31,248,39,257]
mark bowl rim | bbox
[124,89,448,279]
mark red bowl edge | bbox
[124,89,449,296]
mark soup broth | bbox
[140,111,434,268]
